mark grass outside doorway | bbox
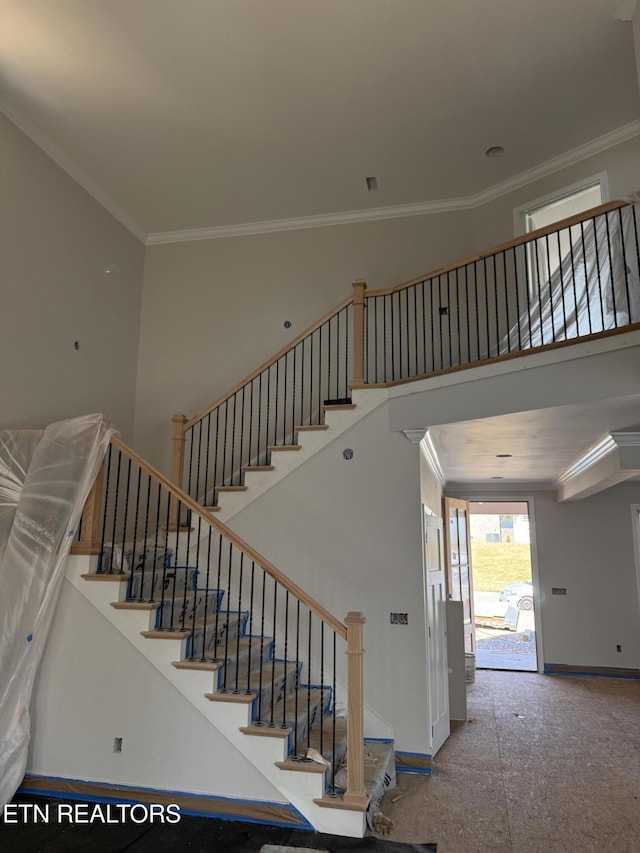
[471,542,532,592]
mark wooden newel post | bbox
[343,611,368,809]
[72,461,105,555]
[169,414,188,531]
[351,279,367,389]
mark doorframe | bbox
[450,492,544,673]
[628,505,640,621]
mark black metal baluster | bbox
[438,275,444,370]
[248,380,255,468]
[150,481,163,606]
[390,292,396,381]
[269,580,277,726]
[502,251,510,352]
[294,600,301,755]
[413,284,419,376]
[331,632,337,794]
[258,372,264,466]
[138,474,152,601]
[617,207,632,322]
[265,366,272,459]
[257,570,267,723]
[591,217,605,330]
[631,206,640,323]
[282,590,290,731]
[568,227,578,339]
[210,534,224,662]
[534,238,544,346]
[118,458,132,577]
[196,523,214,661]
[221,541,234,690]
[203,413,212,510]
[126,466,142,600]
[512,248,522,351]
[221,400,229,488]
[544,235,555,342]
[604,212,617,323]
[492,253,499,355]
[523,244,533,347]
[246,561,256,694]
[239,385,246,477]
[473,262,481,360]
[306,611,312,752]
[556,230,568,338]
[300,339,306,426]
[404,285,410,379]
[483,257,491,357]
[234,553,244,693]
[421,282,427,374]
[213,405,221,504]
[319,621,324,758]
[383,295,388,382]
[579,221,592,335]
[230,392,238,484]
[327,312,332,404]
[430,278,436,371]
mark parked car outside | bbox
[499,580,534,610]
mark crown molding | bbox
[3,91,637,247]
[147,120,640,245]
[558,431,640,484]
[419,432,446,486]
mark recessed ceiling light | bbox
[485,146,504,158]
[366,176,378,191]
[496,453,512,458]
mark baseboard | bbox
[18,774,313,829]
[394,751,432,775]
[544,663,640,680]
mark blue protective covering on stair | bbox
[0,415,114,808]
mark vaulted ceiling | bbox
[1,0,639,241]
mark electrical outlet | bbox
[113,737,123,753]
[616,644,622,653]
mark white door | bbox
[424,510,450,756]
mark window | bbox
[515,175,607,295]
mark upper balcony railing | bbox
[170,200,639,505]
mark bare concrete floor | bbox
[376,670,640,853]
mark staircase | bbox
[70,436,375,836]
[64,198,639,835]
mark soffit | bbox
[0,0,638,238]
[428,395,640,484]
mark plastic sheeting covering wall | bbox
[0,414,114,808]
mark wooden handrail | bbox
[185,294,354,430]
[365,200,628,297]
[109,434,348,640]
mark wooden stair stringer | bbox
[66,553,366,837]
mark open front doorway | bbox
[469,501,538,672]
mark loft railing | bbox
[360,200,639,385]
[72,437,367,808]
[169,200,639,498]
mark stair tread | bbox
[173,635,273,669]
[242,465,275,471]
[82,573,131,582]
[296,424,330,431]
[216,485,248,492]
[268,445,302,451]
[253,685,328,727]
[323,404,356,411]
[206,660,298,699]
[202,505,221,512]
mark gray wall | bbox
[1,112,144,438]
[134,212,472,469]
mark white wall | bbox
[1,112,144,439]
[29,580,284,801]
[134,211,472,470]
[227,402,434,754]
[445,482,640,671]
